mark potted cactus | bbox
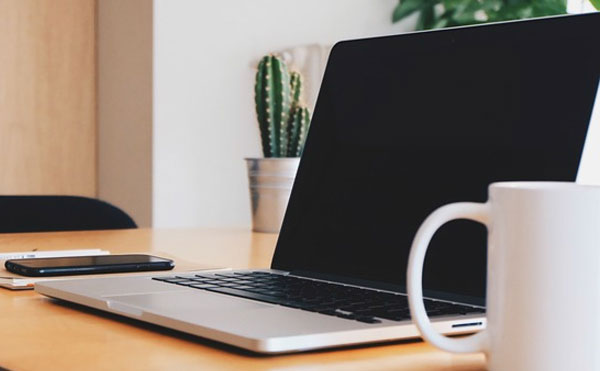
[246,55,312,233]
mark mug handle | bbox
[407,202,490,354]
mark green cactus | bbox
[289,71,302,108]
[255,55,291,157]
[287,105,311,157]
[255,55,311,157]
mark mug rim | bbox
[490,181,600,191]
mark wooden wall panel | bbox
[98,0,153,226]
[0,0,96,196]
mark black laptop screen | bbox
[272,14,600,303]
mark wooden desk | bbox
[0,228,485,370]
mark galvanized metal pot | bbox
[245,157,300,233]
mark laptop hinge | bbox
[288,270,406,294]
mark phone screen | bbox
[5,254,174,276]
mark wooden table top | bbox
[0,228,485,370]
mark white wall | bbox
[153,0,413,228]
[568,0,597,13]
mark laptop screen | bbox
[272,13,600,304]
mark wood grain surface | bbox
[0,0,96,196]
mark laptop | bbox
[36,13,600,354]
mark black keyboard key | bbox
[316,300,337,307]
[351,308,376,315]
[195,274,217,278]
[204,287,293,306]
[190,279,214,284]
[424,300,443,309]
[229,285,254,290]
[300,297,322,304]
[189,284,219,289]
[175,280,202,286]
[232,279,255,285]
[202,280,223,284]
[242,282,269,290]
[217,282,242,288]
[386,308,409,314]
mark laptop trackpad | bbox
[105,290,272,319]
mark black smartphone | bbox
[5,254,175,277]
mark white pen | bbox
[0,249,109,261]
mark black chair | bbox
[0,196,137,233]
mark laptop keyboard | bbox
[153,271,484,325]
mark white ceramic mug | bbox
[407,182,600,371]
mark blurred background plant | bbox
[392,0,599,30]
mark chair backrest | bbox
[0,196,137,233]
